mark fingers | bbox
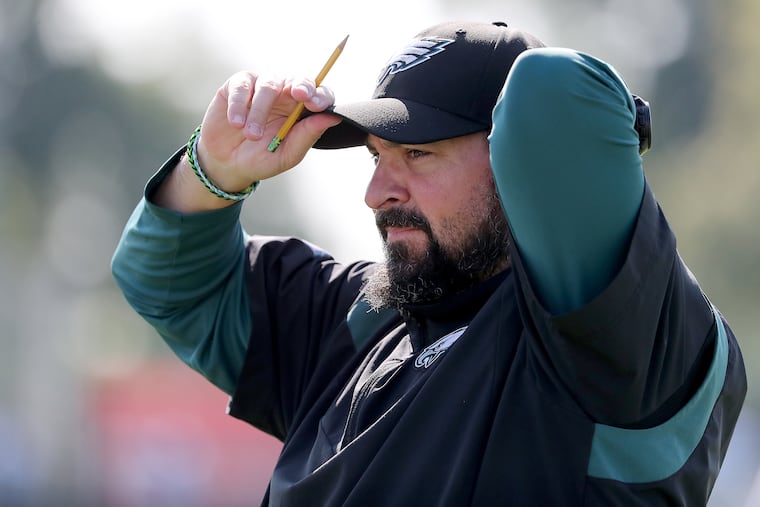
[289,78,336,112]
[222,72,286,139]
[225,71,256,128]
[246,75,284,139]
[222,72,335,143]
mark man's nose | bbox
[364,158,411,210]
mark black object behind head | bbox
[632,94,652,155]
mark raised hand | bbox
[154,71,341,212]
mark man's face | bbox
[363,132,510,310]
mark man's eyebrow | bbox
[365,138,401,151]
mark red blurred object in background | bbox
[89,359,281,506]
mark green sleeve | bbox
[489,48,645,315]
[111,161,250,395]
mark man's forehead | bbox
[364,132,489,152]
[365,136,402,151]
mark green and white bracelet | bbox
[186,125,259,201]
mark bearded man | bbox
[112,21,746,506]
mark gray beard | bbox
[363,192,510,311]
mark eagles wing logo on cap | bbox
[377,37,455,86]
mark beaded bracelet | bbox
[186,125,259,201]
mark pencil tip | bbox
[338,34,349,49]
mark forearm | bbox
[111,153,251,393]
[490,48,645,315]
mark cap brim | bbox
[313,97,489,150]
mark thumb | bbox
[302,112,343,146]
[276,113,343,163]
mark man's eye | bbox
[370,153,380,164]
[408,149,426,159]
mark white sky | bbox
[37,0,689,262]
[37,0,549,262]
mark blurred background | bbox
[1,0,758,504]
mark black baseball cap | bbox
[313,21,545,149]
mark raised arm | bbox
[488,48,724,427]
[489,48,645,315]
[112,70,342,393]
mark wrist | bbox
[151,154,234,213]
[187,125,260,201]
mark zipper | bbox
[339,357,405,449]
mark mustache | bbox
[375,207,432,238]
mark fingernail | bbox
[294,83,310,96]
[233,114,245,126]
[246,123,263,137]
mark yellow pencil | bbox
[268,34,349,152]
